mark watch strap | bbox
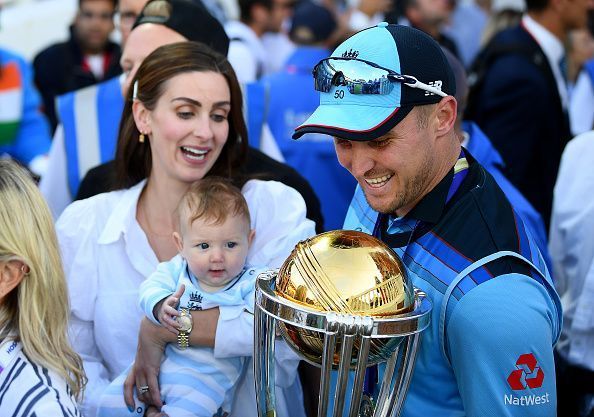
[177,308,191,350]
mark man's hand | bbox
[156,284,185,334]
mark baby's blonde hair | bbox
[0,160,86,399]
[177,177,251,232]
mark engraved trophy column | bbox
[254,230,432,417]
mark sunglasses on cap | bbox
[313,57,448,97]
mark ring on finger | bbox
[137,385,150,395]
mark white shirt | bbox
[0,338,82,416]
[549,131,594,370]
[56,179,316,417]
[225,20,267,83]
[522,14,569,109]
[569,69,594,136]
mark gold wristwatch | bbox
[177,308,193,350]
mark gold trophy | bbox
[254,230,432,417]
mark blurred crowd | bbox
[2,0,594,415]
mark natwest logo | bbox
[507,353,544,390]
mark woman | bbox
[0,160,86,415]
[56,42,315,417]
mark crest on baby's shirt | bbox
[187,291,203,310]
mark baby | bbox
[98,177,265,417]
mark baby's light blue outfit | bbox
[97,255,265,417]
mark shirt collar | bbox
[97,180,146,244]
[522,15,564,69]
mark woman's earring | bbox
[139,132,145,143]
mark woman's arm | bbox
[124,309,219,408]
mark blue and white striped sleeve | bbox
[139,255,184,325]
[446,273,561,417]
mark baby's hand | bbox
[158,284,185,334]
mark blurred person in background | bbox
[225,0,295,82]
[33,0,121,132]
[0,159,86,416]
[0,47,51,177]
[465,0,593,229]
[261,0,356,232]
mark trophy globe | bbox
[275,230,414,367]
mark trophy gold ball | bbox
[274,230,414,367]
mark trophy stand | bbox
[255,271,432,417]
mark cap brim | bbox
[292,102,412,141]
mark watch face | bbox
[178,314,192,332]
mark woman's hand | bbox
[124,317,174,409]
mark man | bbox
[260,0,356,231]
[33,0,121,132]
[40,0,323,231]
[465,0,594,228]
[225,0,294,82]
[293,23,561,416]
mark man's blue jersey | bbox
[339,152,561,417]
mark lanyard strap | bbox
[0,338,22,375]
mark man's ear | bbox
[0,261,27,300]
[132,100,151,137]
[434,96,457,137]
[173,232,184,254]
